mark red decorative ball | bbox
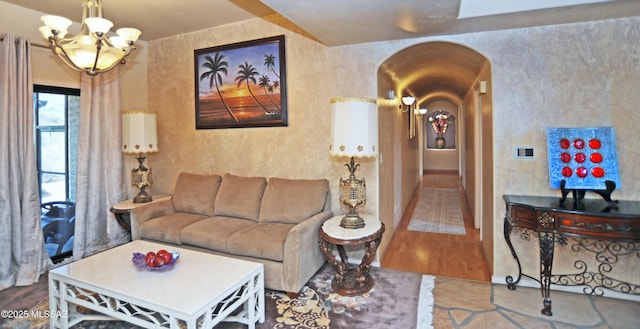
[560,139,571,149]
[592,167,605,178]
[560,153,571,163]
[588,139,601,149]
[574,153,586,163]
[562,167,573,177]
[573,139,585,149]
[576,167,588,178]
[590,153,603,163]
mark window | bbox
[34,85,80,261]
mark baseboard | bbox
[491,275,640,302]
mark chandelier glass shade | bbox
[39,0,141,77]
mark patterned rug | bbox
[0,264,435,329]
[407,188,466,235]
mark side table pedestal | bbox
[319,214,385,296]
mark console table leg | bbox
[539,232,555,316]
[504,217,522,290]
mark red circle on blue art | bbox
[592,167,605,178]
[562,167,573,177]
[560,139,571,149]
[590,153,603,163]
[560,153,571,163]
[574,139,585,149]
[576,167,588,178]
[574,153,586,163]
[588,139,601,149]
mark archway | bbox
[377,41,495,273]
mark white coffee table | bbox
[48,240,264,329]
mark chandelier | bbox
[39,0,141,77]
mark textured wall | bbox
[462,18,640,281]
[148,14,640,283]
[146,16,386,231]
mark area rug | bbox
[0,264,435,329]
[407,188,466,235]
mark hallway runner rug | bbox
[407,188,466,235]
[2,264,435,329]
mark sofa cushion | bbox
[258,178,329,224]
[139,212,208,244]
[180,216,255,253]
[226,223,295,261]
[214,174,267,221]
[173,173,222,217]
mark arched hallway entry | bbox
[377,41,494,280]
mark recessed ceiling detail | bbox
[458,0,616,18]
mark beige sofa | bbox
[129,172,333,295]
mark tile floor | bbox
[432,276,640,329]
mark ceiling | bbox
[5,0,639,102]
[5,0,637,45]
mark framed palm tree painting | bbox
[194,35,287,129]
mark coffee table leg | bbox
[49,277,70,329]
[246,270,265,329]
[257,271,265,323]
[248,275,256,329]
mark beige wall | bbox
[148,15,640,283]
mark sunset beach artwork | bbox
[194,35,287,129]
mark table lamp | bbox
[122,111,159,203]
[329,97,378,229]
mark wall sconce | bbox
[415,107,428,118]
[401,96,415,113]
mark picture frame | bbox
[194,35,287,129]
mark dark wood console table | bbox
[503,194,640,316]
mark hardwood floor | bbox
[381,171,491,282]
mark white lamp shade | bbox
[329,98,378,158]
[122,112,159,154]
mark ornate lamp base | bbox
[340,212,365,229]
[133,189,152,203]
[131,155,154,203]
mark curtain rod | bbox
[0,35,50,49]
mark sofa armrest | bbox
[130,199,176,240]
[282,210,333,293]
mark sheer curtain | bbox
[0,34,51,289]
[73,69,128,259]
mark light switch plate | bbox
[514,146,534,159]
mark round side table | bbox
[318,214,385,296]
